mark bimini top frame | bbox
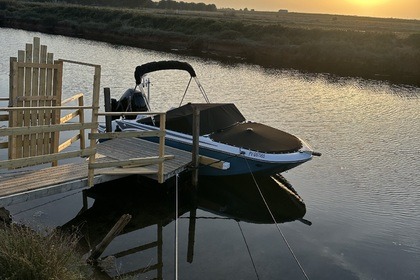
[134,60,209,106]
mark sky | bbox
[197,0,420,20]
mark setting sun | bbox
[197,0,420,19]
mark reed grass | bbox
[0,225,90,280]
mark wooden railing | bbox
[0,106,169,186]
[1,52,101,170]
[59,93,86,152]
[0,98,9,150]
[88,111,167,184]
[0,93,89,163]
[2,37,170,188]
[0,100,97,169]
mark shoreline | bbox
[1,2,419,86]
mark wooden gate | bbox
[8,37,63,164]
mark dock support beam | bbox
[187,208,196,263]
[87,214,132,263]
[191,107,200,187]
[104,87,112,133]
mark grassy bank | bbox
[1,1,419,85]
[0,225,90,280]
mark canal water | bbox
[1,28,419,280]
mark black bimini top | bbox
[135,61,196,85]
[210,122,303,154]
[139,102,303,154]
[138,103,246,135]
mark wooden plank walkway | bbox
[0,138,192,207]
[95,137,192,179]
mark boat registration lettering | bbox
[248,151,265,158]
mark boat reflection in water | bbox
[197,173,305,224]
[61,173,307,279]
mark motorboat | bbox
[99,61,320,176]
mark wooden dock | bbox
[0,138,192,207]
[0,37,225,208]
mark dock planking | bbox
[0,37,199,208]
[0,138,193,207]
[94,137,192,179]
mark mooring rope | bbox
[237,221,260,280]
[244,159,310,280]
[175,173,179,280]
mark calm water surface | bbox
[1,28,419,280]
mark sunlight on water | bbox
[1,28,419,279]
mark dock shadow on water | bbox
[61,173,307,279]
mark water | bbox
[1,28,419,280]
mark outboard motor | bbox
[111,89,148,120]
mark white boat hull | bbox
[110,120,313,176]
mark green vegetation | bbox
[24,0,217,12]
[0,225,90,280]
[1,1,419,85]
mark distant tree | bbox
[59,0,155,8]
[25,0,217,11]
[156,0,216,11]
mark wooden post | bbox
[187,208,196,263]
[88,65,101,187]
[87,214,132,263]
[82,190,88,213]
[157,113,166,183]
[37,44,47,156]
[30,37,40,157]
[44,52,54,156]
[104,87,112,133]
[8,57,18,161]
[23,43,32,159]
[191,107,200,187]
[157,222,163,279]
[51,59,63,166]
[78,95,86,150]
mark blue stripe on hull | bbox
[160,138,304,176]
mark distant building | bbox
[278,9,288,14]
